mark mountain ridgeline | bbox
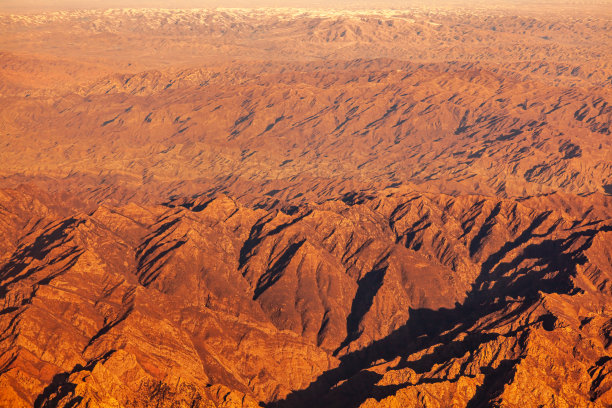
[0,5,611,408]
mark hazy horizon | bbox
[1,0,424,12]
[2,0,609,13]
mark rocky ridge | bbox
[0,187,610,407]
[0,4,611,408]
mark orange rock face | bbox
[0,3,610,408]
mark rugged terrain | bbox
[0,3,611,408]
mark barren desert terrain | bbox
[0,2,611,408]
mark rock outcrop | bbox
[0,3,610,407]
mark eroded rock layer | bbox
[0,3,610,408]
[0,188,610,407]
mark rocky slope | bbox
[0,3,610,408]
[0,7,610,205]
[1,58,610,204]
[0,187,610,407]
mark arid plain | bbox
[0,3,611,407]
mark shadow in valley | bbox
[0,218,83,298]
[335,264,388,356]
[34,350,116,408]
[266,224,608,408]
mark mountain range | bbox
[0,4,610,407]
